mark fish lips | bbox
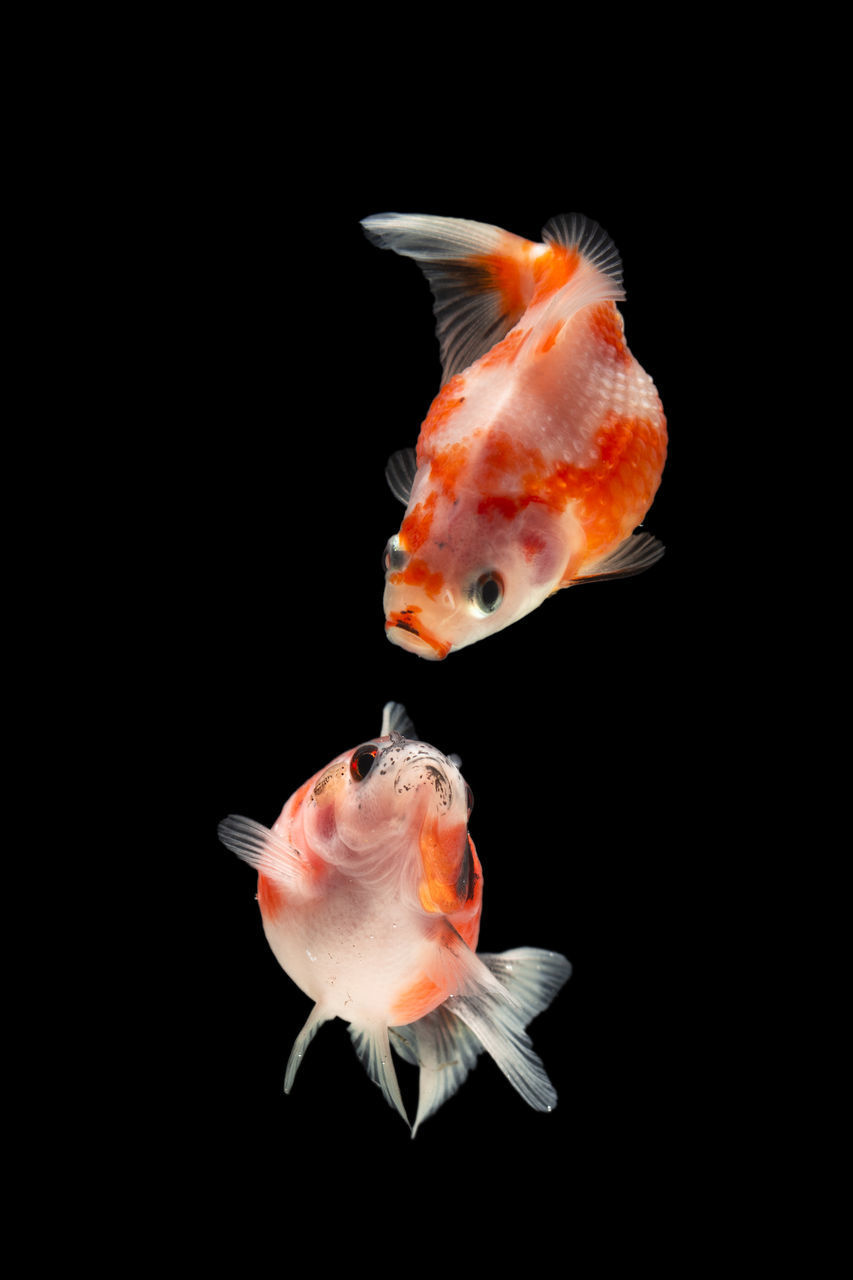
[385,610,453,660]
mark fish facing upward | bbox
[218,702,570,1135]
[362,211,668,659]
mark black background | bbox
[141,66,745,1246]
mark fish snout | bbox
[385,611,452,659]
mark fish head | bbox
[383,498,581,659]
[304,725,478,916]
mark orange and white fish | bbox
[218,702,570,1134]
[362,211,668,659]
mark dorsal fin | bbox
[381,701,418,739]
[542,213,623,293]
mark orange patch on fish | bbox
[428,438,472,498]
[390,555,446,599]
[418,816,472,914]
[568,413,667,566]
[417,375,468,455]
[475,326,530,374]
[399,491,438,553]
[530,243,581,305]
[474,250,529,320]
[588,301,631,361]
[257,872,284,920]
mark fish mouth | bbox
[386,611,452,660]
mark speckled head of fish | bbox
[218,702,571,1134]
[302,703,475,910]
[364,211,668,659]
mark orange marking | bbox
[390,841,483,1025]
[257,872,284,920]
[390,555,445,599]
[427,438,471,499]
[470,412,665,550]
[476,326,529,373]
[418,375,469,452]
[473,250,529,321]
[418,816,469,914]
[539,318,566,354]
[561,412,668,574]
[391,973,444,1023]
[399,490,438,553]
[385,609,453,659]
[588,301,631,363]
[530,243,580,306]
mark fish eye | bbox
[470,571,504,615]
[383,535,408,572]
[466,783,474,816]
[350,744,379,781]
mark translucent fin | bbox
[479,948,572,1025]
[448,991,558,1113]
[387,936,570,1134]
[431,933,570,1116]
[362,212,535,381]
[217,815,308,893]
[349,1022,410,1130]
[542,213,623,294]
[284,1003,333,1093]
[385,447,417,505]
[380,701,418,740]
[571,531,665,584]
[391,1005,485,1137]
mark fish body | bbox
[218,702,570,1133]
[363,212,668,659]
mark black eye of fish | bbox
[466,783,474,817]
[471,571,504,615]
[350,744,379,781]
[383,535,408,572]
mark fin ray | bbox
[571,531,665,584]
[349,1022,410,1130]
[542,213,623,292]
[391,1005,484,1137]
[385,447,418,504]
[380,701,418,739]
[362,212,535,381]
[284,1004,333,1093]
[217,815,307,891]
[422,929,568,1114]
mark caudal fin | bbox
[392,940,571,1135]
[361,212,538,382]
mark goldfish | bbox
[218,702,570,1134]
[362,211,668,659]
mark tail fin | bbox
[392,943,571,1135]
[362,211,624,385]
[349,1022,411,1131]
[361,212,539,382]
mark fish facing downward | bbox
[218,702,570,1135]
[362,211,668,659]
